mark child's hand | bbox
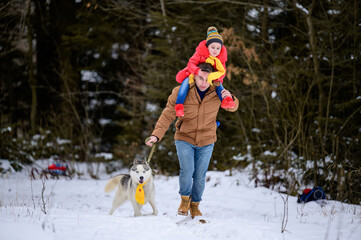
[221,89,232,99]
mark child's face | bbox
[208,42,222,57]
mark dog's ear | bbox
[142,158,149,165]
[131,159,140,171]
[133,158,141,165]
[142,159,150,171]
[143,164,150,171]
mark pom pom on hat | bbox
[206,26,223,47]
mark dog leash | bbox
[145,137,156,163]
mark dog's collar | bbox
[135,180,149,205]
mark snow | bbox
[263,150,277,156]
[146,102,158,112]
[327,9,341,15]
[1,126,11,133]
[95,152,113,160]
[247,9,259,19]
[56,138,71,145]
[1,163,360,240]
[81,70,102,83]
[271,91,277,99]
[295,3,308,15]
[247,24,258,33]
[251,128,261,133]
[99,118,112,126]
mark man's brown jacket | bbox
[151,84,239,147]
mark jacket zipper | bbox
[178,121,183,130]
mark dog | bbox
[104,159,158,217]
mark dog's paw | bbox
[134,212,142,217]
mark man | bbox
[146,63,239,218]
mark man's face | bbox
[195,70,211,91]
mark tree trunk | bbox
[305,0,326,164]
[261,0,268,44]
[352,0,358,99]
[26,0,37,133]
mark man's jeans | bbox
[175,140,215,202]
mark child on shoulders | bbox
[175,26,236,117]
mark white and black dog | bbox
[104,159,158,217]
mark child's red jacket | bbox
[176,40,227,83]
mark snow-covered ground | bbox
[1,161,360,240]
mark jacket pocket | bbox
[177,120,183,130]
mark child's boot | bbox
[221,96,236,109]
[216,83,236,109]
[175,104,184,117]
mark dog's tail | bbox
[104,175,123,193]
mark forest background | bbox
[0,0,360,204]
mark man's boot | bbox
[190,202,202,218]
[177,195,191,216]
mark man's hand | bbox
[146,136,158,147]
[221,89,232,99]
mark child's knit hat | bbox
[206,26,223,47]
